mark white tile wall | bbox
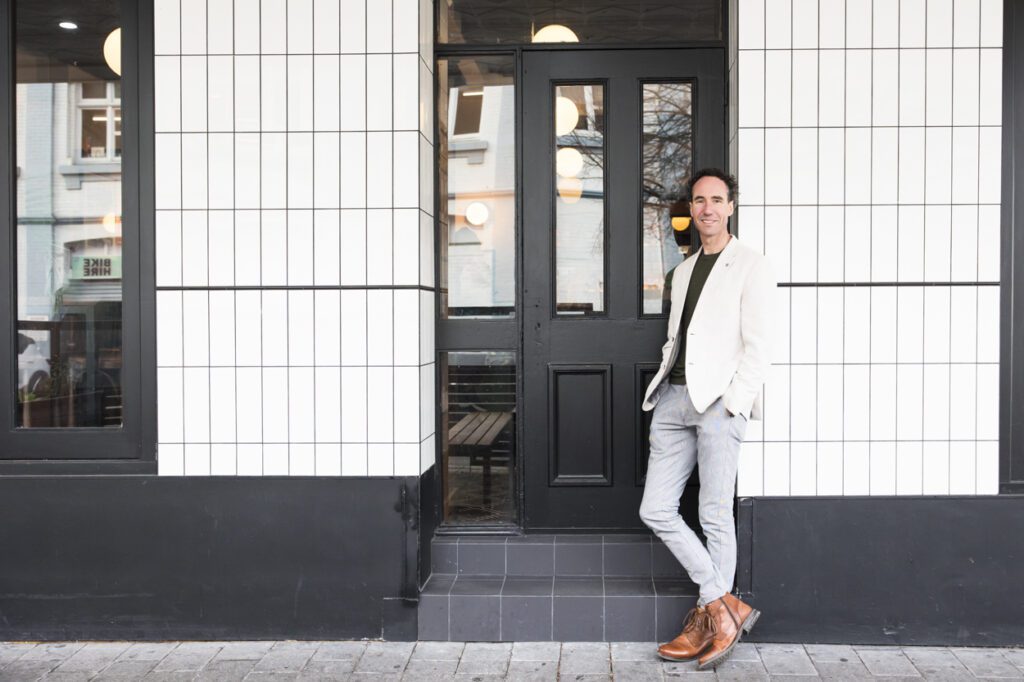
[735,0,1002,496]
[155,0,436,477]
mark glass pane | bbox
[441,352,516,524]
[113,108,122,158]
[81,81,106,99]
[441,0,723,44]
[641,82,694,315]
[81,108,109,158]
[15,0,124,428]
[555,83,605,315]
[438,56,516,318]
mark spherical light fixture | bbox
[557,177,583,204]
[555,96,580,136]
[465,201,489,226]
[104,28,122,76]
[556,147,584,178]
[532,24,579,43]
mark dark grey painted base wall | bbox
[741,496,1024,646]
[0,477,419,641]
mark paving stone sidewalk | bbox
[2,640,1023,680]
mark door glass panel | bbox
[441,352,516,524]
[438,56,516,319]
[641,82,694,315]
[15,0,124,427]
[440,0,723,44]
[554,83,605,315]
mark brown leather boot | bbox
[657,605,717,661]
[722,592,761,635]
[696,596,744,669]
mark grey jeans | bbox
[639,383,746,605]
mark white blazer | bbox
[642,235,777,420]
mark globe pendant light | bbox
[104,28,121,76]
[532,24,579,43]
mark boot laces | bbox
[683,606,718,636]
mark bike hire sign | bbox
[71,255,122,279]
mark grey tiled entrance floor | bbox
[2,640,1024,680]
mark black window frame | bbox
[0,0,156,473]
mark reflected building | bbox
[16,52,123,427]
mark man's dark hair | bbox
[687,168,739,203]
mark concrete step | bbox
[418,573,699,642]
[429,533,690,578]
[418,534,699,642]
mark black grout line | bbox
[339,0,345,477]
[257,0,264,475]
[176,0,185,474]
[888,0,904,495]
[712,200,1003,207]
[205,0,212,475]
[284,3,291,475]
[230,0,238,475]
[920,0,929,494]
[391,0,396,476]
[311,0,317,475]
[365,0,370,476]
[973,0,983,493]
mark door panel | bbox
[522,49,725,530]
[549,365,612,485]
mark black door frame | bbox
[434,44,730,533]
[519,48,726,531]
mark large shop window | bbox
[0,0,154,464]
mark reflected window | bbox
[440,0,724,44]
[641,82,694,315]
[555,83,605,315]
[77,82,122,161]
[453,88,483,135]
[438,56,516,318]
[441,352,516,524]
[15,0,124,427]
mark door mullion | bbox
[606,73,642,320]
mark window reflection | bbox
[440,0,723,44]
[438,56,516,318]
[555,83,605,315]
[15,0,124,427]
[641,82,694,315]
[441,352,516,524]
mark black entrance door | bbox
[521,49,725,530]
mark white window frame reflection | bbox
[73,82,121,164]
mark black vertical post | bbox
[1000,0,1024,492]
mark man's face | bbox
[689,176,735,240]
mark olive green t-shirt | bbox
[669,250,721,385]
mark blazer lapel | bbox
[688,235,740,328]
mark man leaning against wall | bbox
[639,169,777,670]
